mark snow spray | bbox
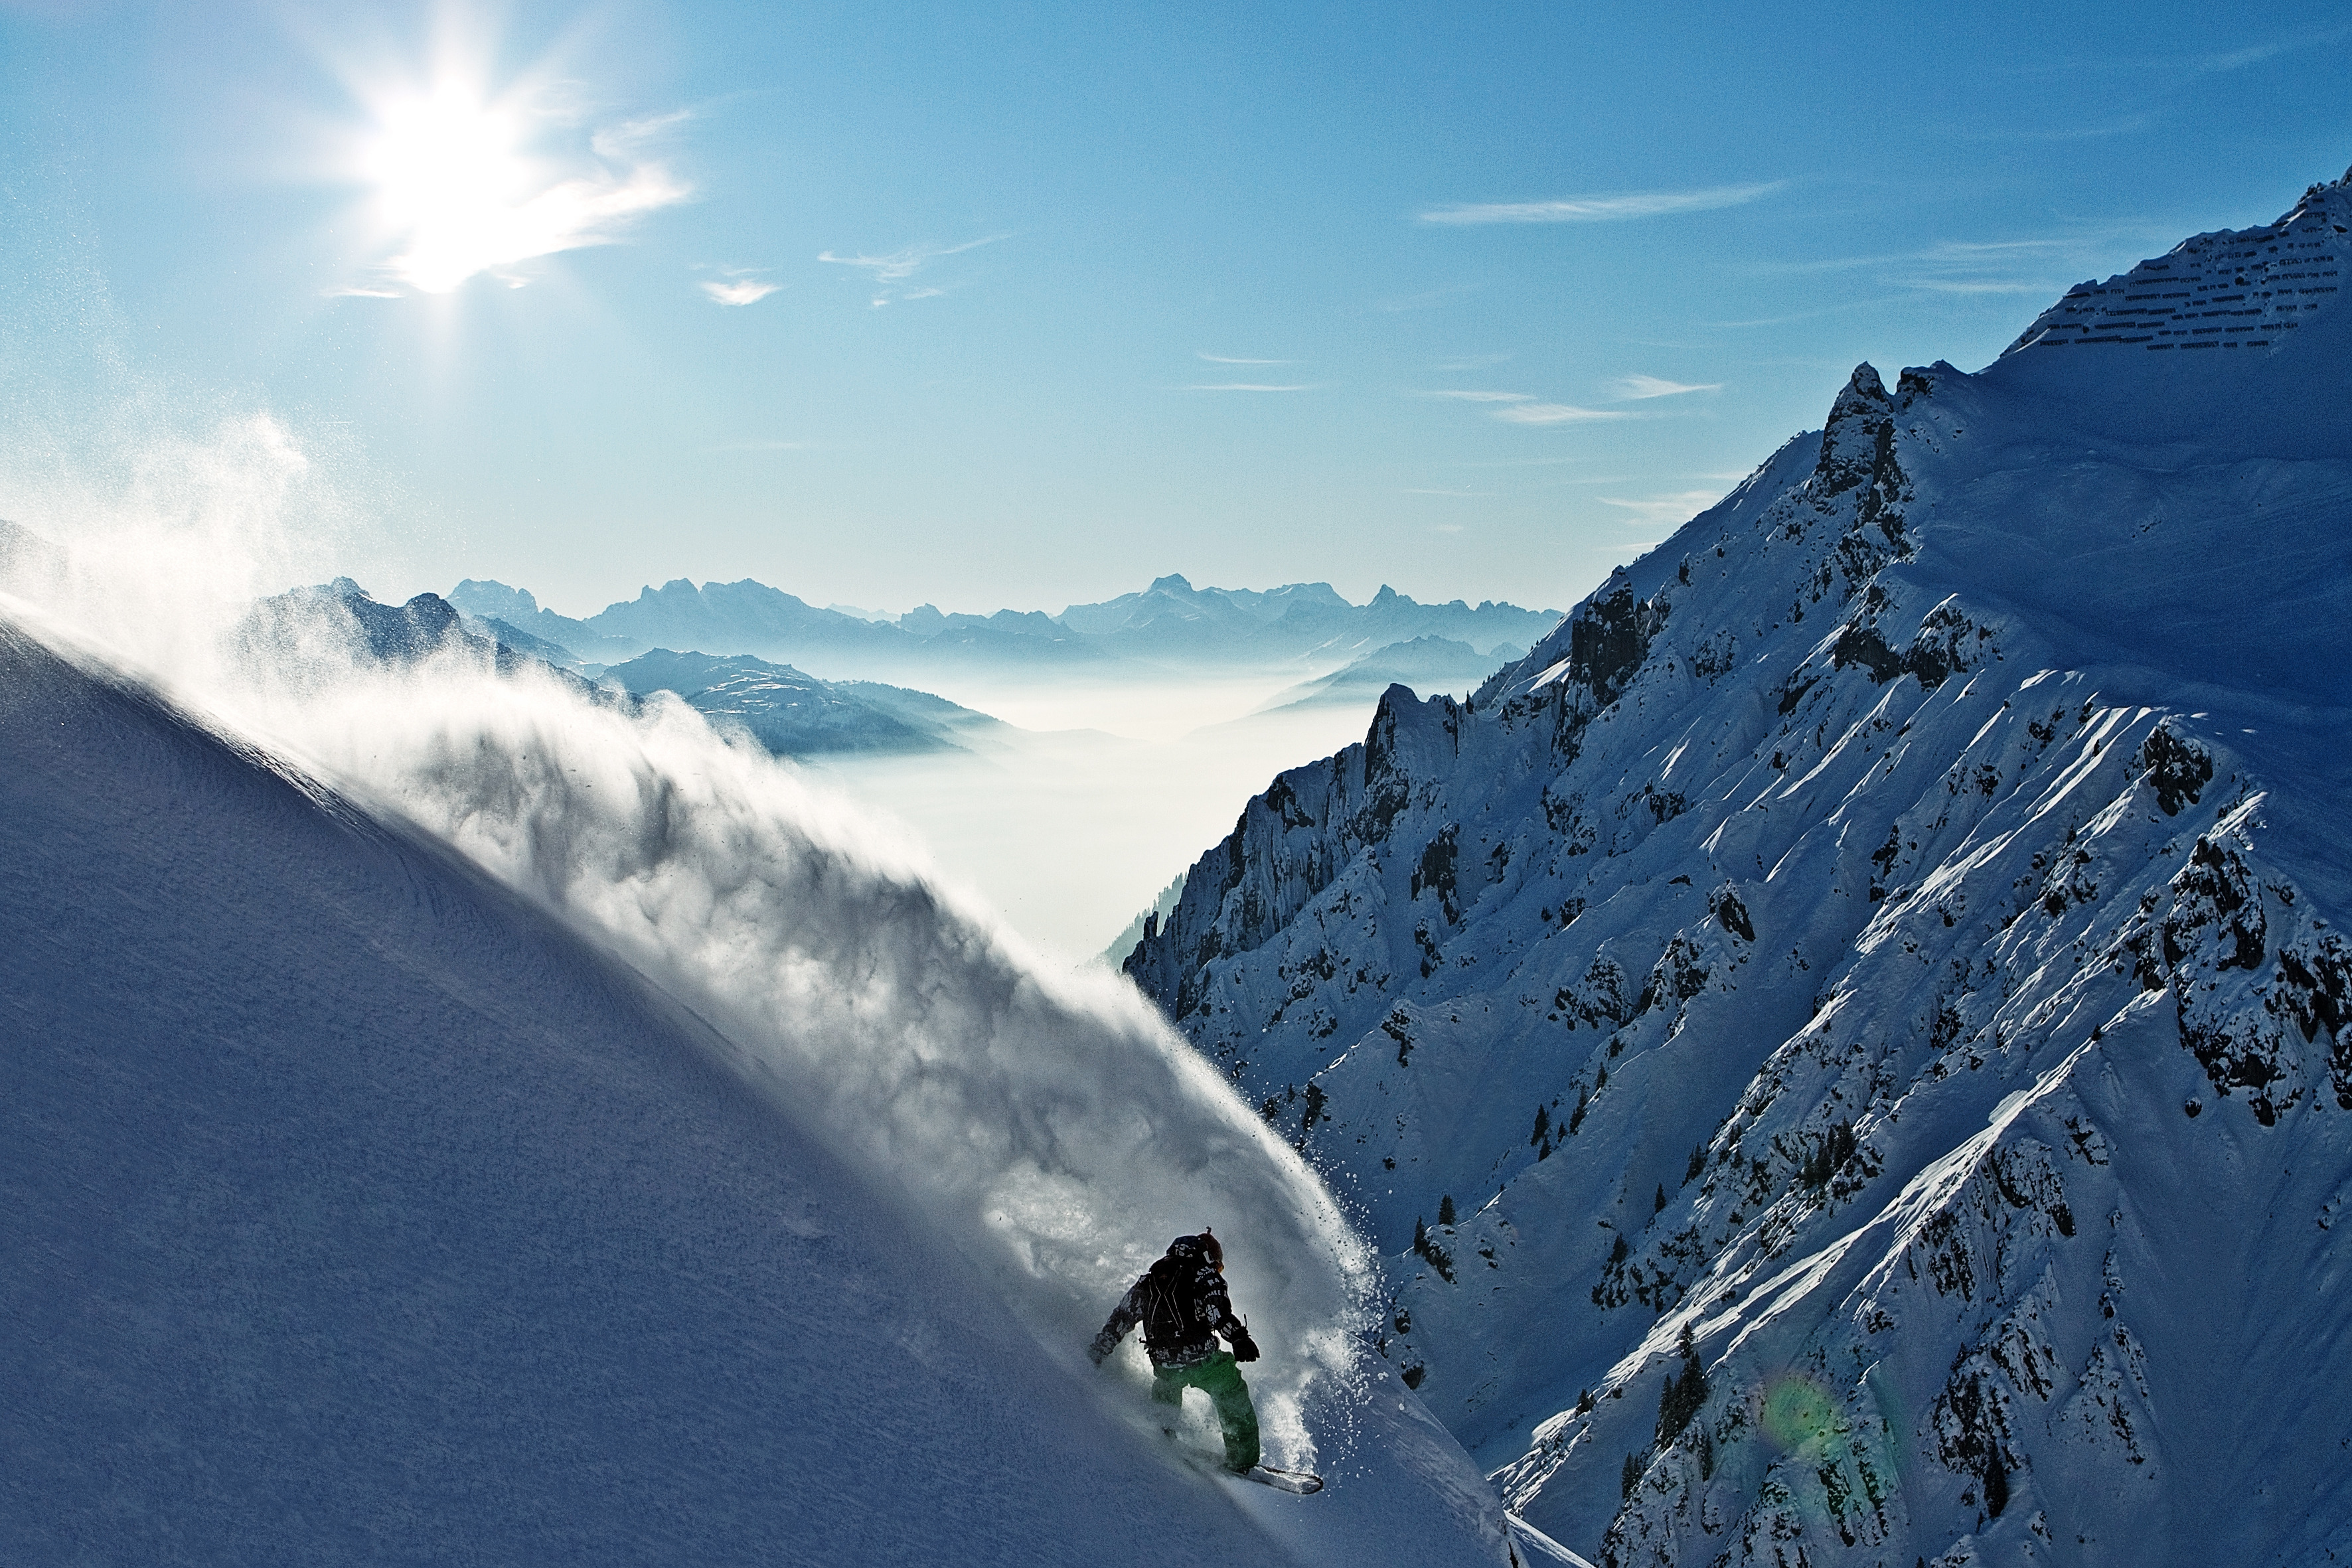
[0,419,1380,1475]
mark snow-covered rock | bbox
[1124,169,2352,1566]
[601,646,1007,755]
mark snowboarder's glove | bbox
[1229,1328,1261,1363]
[1088,1330,1119,1366]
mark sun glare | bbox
[346,38,689,297]
[365,86,534,293]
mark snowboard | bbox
[1241,1465,1323,1495]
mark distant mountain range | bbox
[1251,635,1521,716]
[115,570,1532,765]
[445,573,1560,681]
[233,580,1000,759]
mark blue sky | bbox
[2,0,2346,617]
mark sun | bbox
[339,26,690,298]
[362,82,535,293]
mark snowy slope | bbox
[1123,170,2352,1566]
[0,608,1514,1565]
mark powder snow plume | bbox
[0,435,1377,1474]
[275,663,1379,1457]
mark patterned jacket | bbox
[1092,1237,1243,1368]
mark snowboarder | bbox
[1089,1229,1262,1473]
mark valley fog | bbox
[424,570,1549,962]
[800,672,1421,960]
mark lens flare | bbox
[1761,1373,1844,1455]
[1751,1370,1907,1534]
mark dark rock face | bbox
[2142,724,2215,817]
[342,588,466,663]
[238,579,503,671]
[1411,825,1462,924]
[1568,574,1667,710]
[1123,682,1466,1021]
[1828,595,1980,691]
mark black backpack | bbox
[1137,1249,1212,1349]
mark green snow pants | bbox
[1151,1352,1261,1472]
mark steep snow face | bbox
[0,557,1392,1452]
[0,622,1281,1567]
[1124,174,2352,1567]
[0,618,1513,1567]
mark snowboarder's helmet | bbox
[1169,1230,1222,1267]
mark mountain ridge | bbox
[447,572,1561,680]
[1119,168,2352,1567]
[599,646,1006,757]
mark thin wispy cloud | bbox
[1895,234,2159,295]
[1958,114,2153,144]
[1610,374,1721,400]
[1907,279,2061,295]
[1186,382,1316,392]
[1753,236,2086,276]
[1492,403,1630,426]
[1198,353,1294,364]
[2195,33,2323,71]
[700,268,779,307]
[2017,21,2352,78]
[702,279,779,305]
[1743,229,2167,303]
[1451,455,1583,469]
[1701,298,1891,331]
[1419,181,1784,226]
[1425,389,1532,403]
[817,234,1007,306]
